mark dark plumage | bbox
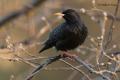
[39,9,88,53]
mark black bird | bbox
[39,9,88,53]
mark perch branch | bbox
[26,55,62,80]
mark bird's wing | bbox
[50,23,71,40]
[39,23,71,53]
[46,23,73,45]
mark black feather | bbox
[39,45,50,53]
[39,9,88,53]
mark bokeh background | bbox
[0,0,120,80]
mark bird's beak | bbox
[54,12,64,17]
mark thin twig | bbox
[73,56,111,80]
[104,0,120,49]
[60,59,92,80]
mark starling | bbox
[39,9,88,53]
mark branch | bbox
[79,8,120,22]
[25,53,114,80]
[0,0,46,27]
[25,55,63,80]
[60,59,92,80]
[104,0,120,49]
[70,56,111,80]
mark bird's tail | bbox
[39,45,51,53]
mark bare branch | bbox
[26,55,62,80]
[0,0,46,27]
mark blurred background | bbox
[0,0,120,80]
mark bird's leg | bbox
[60,51,77,60]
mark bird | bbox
[39,9,88,53]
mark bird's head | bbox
[54,9,81,23]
